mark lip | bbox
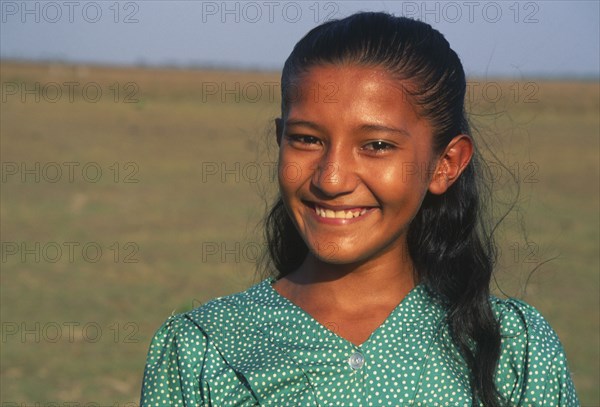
[302,200,377,225]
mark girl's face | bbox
[277,64,448,266]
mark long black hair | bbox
[260,12,504,407]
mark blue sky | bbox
[1,0,599,78]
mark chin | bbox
[308,243,372,266]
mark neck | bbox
[282,244,416,310]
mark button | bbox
[348,351,365,370]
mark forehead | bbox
[285,64,423,127]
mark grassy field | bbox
[1,61,598,405]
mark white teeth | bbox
[314,205,369,219]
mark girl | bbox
[141,12,579,406]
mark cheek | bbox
[278,162,302,194]
[376,160,426,188]
[371,160,433,209]
[277,147,317,194]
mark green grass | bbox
[1,62,598,405]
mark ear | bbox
[428,135,473,195]
[275,118,283,146]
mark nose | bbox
[311,144,358,197]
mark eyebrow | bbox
[358,123,411,138]
[284,119,325,132]
[285,119,411,138]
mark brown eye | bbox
[363,140,395,152]
[294,135,320,144]
[284,134,322,150]
[286,134,321,145]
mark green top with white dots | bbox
[140,276,579,406]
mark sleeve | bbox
[140,313,208,407]
[540,347,580,406]
[499,298,580,407]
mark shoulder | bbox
[186,278,271,332]
[151,278,270,344]
[489,296,580,406]
[141,279,271,405]
[147,277,274,355]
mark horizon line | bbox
[2,57,599,82]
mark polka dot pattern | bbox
[141,277,580,406]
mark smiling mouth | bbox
[313,204,369,220]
